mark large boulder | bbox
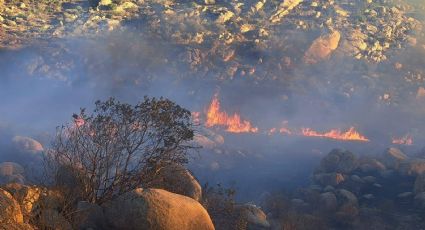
[358,158,386,173]
[0,188,24,224]
[0,162,25,184]
[335,189,358,220]
[75,201,106,229]
[234,204,270,229]
[317,149,357,174]
[304,30,341,64]
[336,189,358,207]
[4,183,41,221]
[37,209,72,230]
[149,164,202,201]
[319,192,337,212]
[103,188,215,230]
[12,136,44,153]
[382,148,408,170]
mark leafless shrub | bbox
[43,97,195,209]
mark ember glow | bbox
[301,127,370,142]
[205,94,258,133]
[392,134,413,145]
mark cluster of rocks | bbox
[0,161,271,230]
[287,147,425,228]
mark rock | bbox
[290,198,309,211]
[335,189,359,220]
[149,164,202,201]
[0,188,24,224]
[363,194,374,200]
[234,203,270,228]
[38,209,72,230]
[216,11,234,24]
[351,175,364,183]
[204,0,215,5]
[358,158,386,173]
[0,162,25,185]
[399,159,425,176]
[362,176,376,184]
[304,30,341,64]
[75,201,106,229]
[12,136,43,153]
[103,188,215,230]
[319,192,337,211]
[414,192,425,209]
[0,162,24,176]
[336,189,358,207]
[382,148,407,170]
[314,173,345,187]
[317,149,357,173]
[99,0,112,6]
[270,0,303,23]
[323,185,335,192]
[4,183,41,220]
[1,223,34,230]
[397,192,413,199]
[414,174,425,194]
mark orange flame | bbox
[301,126,369,142]
[205,94,258,133]
[392,135,413,145]
[279,127,292,135]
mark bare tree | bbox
[44,97,195,205]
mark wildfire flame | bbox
[205,94,258,133]
[392,135,413,145]
[301,126,369,142]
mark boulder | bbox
[319,192,337,212]
[103,188,215,230]
[304,30,341,64]
[4,183,41,220]
[382,148,407,170]
[336,189,358,207]
[149,164,202,201]
[362,176,377,184]
[317,149,357,174]
[0,162,25,185]
[414,192,425,209]
[313,173,345,187]
[12,136,43,153]
[75,201,106,230]
[234,203,270,229]
[37,209,72,230]
[335,189,359,220]
[399,159,425,176]
[0,162,24,176]
[414,174,425,194]
[358,158,386,173]
[0,188,24,224]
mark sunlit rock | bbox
[12,136,44,154]
[0,188,24,224]
[4,183,41,221]
[381,147,408,170]
[304,30,341,64]
[103,188,215,230]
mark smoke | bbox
[0,4,424,200]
